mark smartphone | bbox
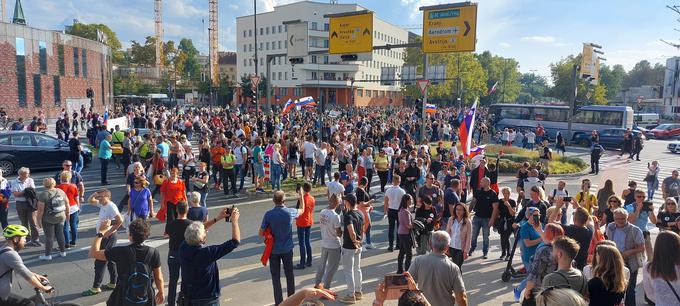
[532,214,540,224]
[295,183,302,192]
[225,205,235,222]
[563,196,572,202]
[384,274,409,300]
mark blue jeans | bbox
[199,190,208,207]
[647,181,656,200]
[74,154,84,173]
[63,211,79,245]
[313,164,325,185]
[167,250,181,306]
[365,223,372,244]
[297,226,312,266]
[270,251,295,305]
[271,164,282,191]
[234,164,246,191]
[470,216,490,255]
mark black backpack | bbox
[123,246,154,305]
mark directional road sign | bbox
[328,11,373,55]
[285,21,309,59]
[421,2,477,53]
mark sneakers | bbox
[387,246,394,252]
[82,288,101,296]
[294,264,305,270]
[103,283,116,291]
[38,255,52,261]
[354,292,363,300]
[513,286,521,302]
[365,243,376,250]
[482,254,488,259]
[338,294,356,304]
[59,252,67,258]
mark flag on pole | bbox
[487,81,499,95]
[295,96,316,107]
[468,144,486,159]
[282,98,295,114]
[459,100,478,158]
[425,103,438,113]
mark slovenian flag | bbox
[488,81,498,95]
[468,144,486,158]
[103,106,109,126]
[282,99,295,114]
[296,96,317,109]
[459,100,478,158]
[425,104,437,113]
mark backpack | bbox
[123,246,154,305]
[46,191,67,215]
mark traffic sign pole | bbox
[421,54,429,142]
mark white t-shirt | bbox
[233,145,247,165]
[450,219,463,249]
[385,185,406,210]
[327,181,345,198]
[315,148,327,166]
[10,178,35,202]
[96,202,120,232]
[527,132,536,144]
[303,141,316,159]
[319,208,342,249]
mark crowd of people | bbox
[0,101,678,306]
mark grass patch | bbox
[430,143,587,175]
[247,177,328,195]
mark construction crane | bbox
[154,0,163,71]
[209,0,219,86]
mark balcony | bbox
[295,63,360,72]
[300,76,352,87]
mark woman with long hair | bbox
[160,167,187,235]
[602,195,623,227]
[516,223,565,303]
[497,187,517,261]
[397,194,414,274]
[446,203,471,268]
[597,180,615,222]
[587,244,627,306]
[643,231,680,306]
[646,161,660,200]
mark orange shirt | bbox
[244,125,251,136]
[56,183,78,205]
[296,193,315,227]
[160,179,187,205]
[210,147,225,165]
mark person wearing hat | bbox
[0,225,53,305]
[338,193,365,304]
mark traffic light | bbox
[415,99,423,118]
[252,92,258,104]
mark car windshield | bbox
[656,124,672,130]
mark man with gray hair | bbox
[179,207,240,305]
[408,230,468,306]
[10,167,39,246]
[605,207,644,306]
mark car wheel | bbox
[0,160,15,175]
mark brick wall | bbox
[0,26,111,120]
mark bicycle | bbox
[29,275,81,306]
[0,116,12,130]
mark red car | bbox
[650,123,680,139]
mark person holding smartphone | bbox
[519,207,543,269]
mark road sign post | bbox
[250,74,261,111]
[420,2,477,53]
[420,54,429,141]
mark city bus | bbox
[489,104,634,141]
[633,113,660,129]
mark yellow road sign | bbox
[328,12,373,54]
[421,3,477,53]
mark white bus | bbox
[633,113,660,128]
[489,104,634,140]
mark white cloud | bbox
[499,42,511,48]
[520,36,556,43]
[165,0,207,19]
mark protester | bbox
[260,190,306,305]
[468,177,499,259]
[337,193,365,304]
[129,176,153,221]
[656,197,680,233]
[605,208,645,306]
[643,231,680,306]
[384,175,406,252]
[496,187,517,260]
[397,194,414,274]
[10,167,39,246]
[541,236,588,297]
[0,225,53,305]
[587,244,627,306]
[36,178,69,260]
[446,203,471,268]
[535,288,587,306]
[624,189,656,261]
[99,134,113,185]
[56,171,79,249]
[179,207,240,306]
[518,223,565,303]
[314,194,342,292]
[295,182,315,269]
[160,168,188,235]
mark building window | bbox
[311,55,317,64]
[82,49,88,78]
[285,72,288,80]
[324,23,329,31]
[323,39,329,48]
[260,57,264,66]
[266,27,269,35]
[272,73,276,81]
[73,47,80,78]
[249,29,252,37]
[249,44,252,51]
[278,72,282,80]
[38,41,47,74]
[33,74,41,106]
[58,45,65,76]
[266,42,270,50]
[278,25,282,33]
[243,30,246,37]
[374,90,378,97]
[259,42,263,50]
[293,88,302,96]
[249,59,252,66]
[53,76,61,106]
[244,59,247,66]
[260,28,263,35]
[16,38,26,107]
[272,26,276,34]
[311,22,317,30]
[323,56,329,64]
[281,87,288,96]
[243,44,246,52]
[367,90,371,97]
[311,71,317,80]
[357,89,363,97]
[285,40,287,48]
[278,41,281,49]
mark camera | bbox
[562,196,572,202]
[532,214,540,224]
[642,201,654,212]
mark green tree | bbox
[599,64,627,99]
[426,52,487,106]
[129,36,157,66]
[66,22,126,64]
[177,38,201,81]
[476,51,521,104]
[624,60,665,87]
[519,73,550,102]
[548,54,608,106]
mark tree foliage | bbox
[623,60,665,88]
[477,51,521,104]
[548,54,607,105]
[599,64,626,99]
[66,22,125,64]
[519,73,549,102]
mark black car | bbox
[0,131,92,174]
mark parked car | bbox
[633,126,654,138]
[575,128,645,149]
[650,123,680,139]
[0,131,92,174]
[668,141,680,153]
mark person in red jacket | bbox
[295,182,315,269]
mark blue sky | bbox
[10,0,680,78]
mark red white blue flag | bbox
[468,144,486,158]
[488,81,499,95]
[295,96,317,108]
[425,103,437,113]
[459,100,478,158]
[282,99,295,114]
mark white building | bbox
[236,0,409,107]
[663,57,680,117]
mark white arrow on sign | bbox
[417,79,430,95]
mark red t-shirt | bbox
[477,166,485,188]
[56,183,78,206]
[160,179,186,205]
[210,147,225,165]
[296,194,315,227]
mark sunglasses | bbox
[635,195,645,198]
[63,164,72,167]
[667,202,677,205]
[609,200,620,203]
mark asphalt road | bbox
[6,139,680,305]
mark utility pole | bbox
[566,63,579,142]
[421,54,428,141]
[253,0,259,113]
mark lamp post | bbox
[253,0,259,113]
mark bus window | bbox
[545,109,568,122]
[533,107,546,121]
[500,107,530,120]
[600,111,623,126]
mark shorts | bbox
[254,163,265,177]
[287,158,297,166]
[305,158,314,167]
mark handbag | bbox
[667,279,680,303]
[644,174,655,182]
